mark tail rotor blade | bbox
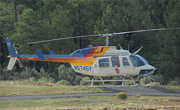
[17,59,23,68]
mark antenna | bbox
[118,44,123,50]
[128,44,129,51]
[133,46,143,54]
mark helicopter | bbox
[6,28,179,86]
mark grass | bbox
[159,85,180,91]
[0,95,180,109]
[1,80,180,109]
[0,81,106,96]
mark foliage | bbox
[29,77,36,82]
[149,75,165,85]
[140,77,151,86]
[80,77,90,86]
[156,0,180,81]
[57,65,76,84]
[0,0,180,83]
[124,81,135,85]
[110,76,124,85]
[116,92,128,100]
[39,67,50,78]
[37,77,49,85]
[174,76,180,85]
[56,80,70,86]
[75,75,82,85]
[48,77,56,83]
[20,67,31,79]
[168,81,178,86]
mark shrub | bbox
[80,77,90,85]
[29,77,36,82]
[31,68,39,79]
[48,77,56,83]
[111,77,122,85]
[56,80,70,86]
[37,77,49,85]
[125,81,135,85]
[75,75,82,85]
[116,92,128,99]
[57,65,76,84]
[174,76,180,85]
[168,80,178,86]
[39,67,50,78]
[13,72,20,80]
[134,94,141,98]
[0,66,3,80]
[152,75,165,84]
[140,77,151,86]
[20,67,31,79]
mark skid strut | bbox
[87,76,139,87]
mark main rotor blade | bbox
[27,27,179,45]
[27,34,101,45]
[113,28,180,35]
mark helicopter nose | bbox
[139,65,156,75]
[151,66,156,73]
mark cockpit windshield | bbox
[129,55,148,67]
[136,55,149,65]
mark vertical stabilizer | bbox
[5,38,18,57]
[7,58,17,70]
[6,38,18,70]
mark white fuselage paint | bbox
[71,48,155,77]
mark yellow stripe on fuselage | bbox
[69,46,110,66]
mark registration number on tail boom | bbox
[73,65,92,71]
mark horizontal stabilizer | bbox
[36,50,45,60]
[49,50,55,55]
[7,58,17,70]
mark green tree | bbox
[65,0,104,48]
[0,1,25,70]
[9,3,75,69]
[93,0,157,64]
[157,0,180,81]
[138,0,169,27]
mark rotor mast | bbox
[101,33,115,46]
[106,35,109,46]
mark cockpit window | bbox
[136,55,149,65]
[130,55,146,67]
[111,56,120,67]
[122,57,130,66]
[99,58,109,67]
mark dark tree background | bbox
[0,0,179,84]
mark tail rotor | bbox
[12,44,23,69]
[5,38,23,70]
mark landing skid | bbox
[143,74,156,86]
[85,76,139,87]
[144,74,155,82]
[90,84,139,88]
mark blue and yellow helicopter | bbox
[6,28,179,86]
